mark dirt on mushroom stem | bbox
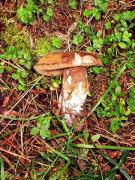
[58,67,89,126]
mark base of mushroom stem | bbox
[54,108,88,128]
[63,113,87,127]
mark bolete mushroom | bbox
[34,51,102,126]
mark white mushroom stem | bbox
[58,67,89,126]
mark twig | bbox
[0,59,24,71]
[0,114,46,121]
[0,147,31,163]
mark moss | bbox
[1,17,30,48]
[34,37,52,56]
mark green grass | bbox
[0,155,5,180]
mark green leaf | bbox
[37,116,46,127]
[18,59,26,65]
[118,42,127,49]
[46,7,53,17]
[72,34,83,46]
[51,78,61,88]
[21,71,28,78]
[17,84,26,91]
[48,0,55,4]
[17,7,35,24]
[35,38,51,56]
[92,7,101,20]
[98,151,131,180]
[115,31,122,41]
[39,152,53,162]
[113,13,121,21]
[83,9,92,18]
[115,86,121,96]
[91,134,100,142]
[68,0,77,10]
[30,127,40,135]
[0,66,4,74]
[119,167,132,180]
[39,115,52,139]
[126,57,134,69]
[93,38,104,50]
[122,11,135,21]
[127,87,135,112]
[19,78,25,85]
[6,46,17,54]
[83,129,89,143]
[119,98,125,115]
[25,61,33,70]
[51,37,61,48]
[43,14,50,22]
[92,67,103,75]
[101,55,109,65]
[23,51,31,60]
[105,21,112,29]
[109,117,127,133]
[17,0,39,24]
[120,19,128,28]
[122,31,132,42]
[131,70,135,78]
[12,73,20,80]
[4,46,17,60]
[86,46,94,52]
[40,126,51,139]
[106,166,118,180]
[111,93,117,102]
[95,0,108,12]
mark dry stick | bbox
[20,94,39,117]
[0,79,10,89]
[94,126,132,145]
[0,114,43,121]
[0,147,31,163]
[1,154,15,171]
[0,58,24,71]
[120,0,135,5]
[100,134,132,146]
[0,75,44,135]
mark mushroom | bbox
[34,51,102,126]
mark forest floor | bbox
[0,0,135,179]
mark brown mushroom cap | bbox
[33,51,102,76]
